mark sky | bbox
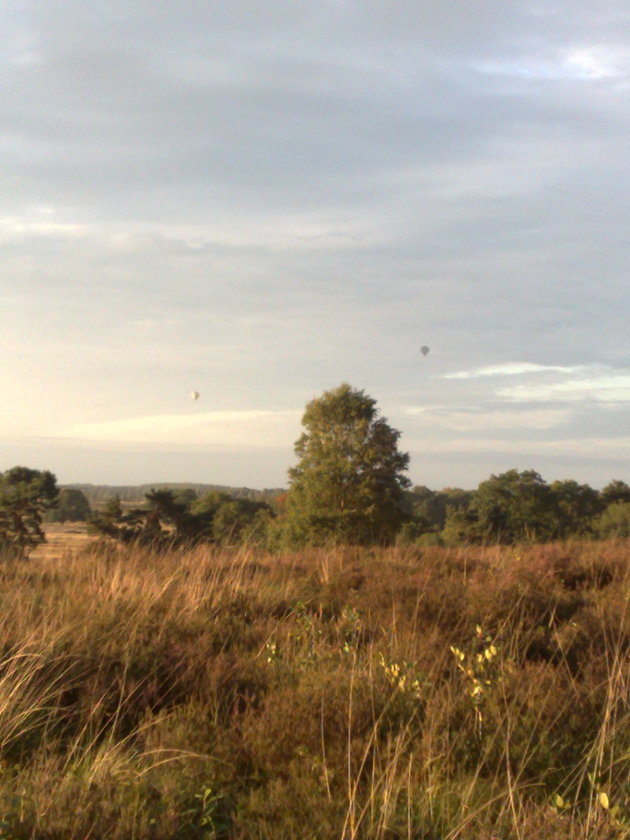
[2,0,630,490]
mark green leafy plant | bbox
[179,784,230,839]
[450,625,501,733]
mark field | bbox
[0,535,629,839]
[31,523,94,562]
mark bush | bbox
[594,502,630,538]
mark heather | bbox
[0,538,628,839]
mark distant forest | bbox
[65,483,284,506]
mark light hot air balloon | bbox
[191,391,200,401]
[420,346,430,357]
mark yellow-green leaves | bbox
[450,627,502,733]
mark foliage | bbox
[471,469,558,543]
[450,625,501,734]
[441,505,482,546]
[285,383,410,545]
[69,482,284,505]
[405,475,630,547]
[600,479,630,507]
[193,491,272,546]
[0,466,58,558]
[550,479,603,537]
[594,501,630,538]
[45,487,92,523]
[409,485,472,530]
[439,469,598,545]
[89,488,273,548]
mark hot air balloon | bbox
[420,346,430,357]
[191,391,200,401]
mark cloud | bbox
[442,363,581,380]
[406,436,630,457]
[473,44,630,82]
[403,406,570,431]
[440,364,630,405]
[497,373,630,403]
[60,410,302,449]
[563,45,630,79]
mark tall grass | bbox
[0,538,628,838]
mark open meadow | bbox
[0,537,629,839]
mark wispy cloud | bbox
[440,363,630,405]
[405,436,630,456]
[497,373,630,403]
[563,45,630,80]
[443,363,580,380]
[60,410,301,449]
[474,44,630,81]
[403,406,570,431]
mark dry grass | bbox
[0,538,628,838]
[30,523,95,562]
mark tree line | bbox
[66,482,282,505]
[1,383,629,557]
[402,472,630,545]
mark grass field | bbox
[0,536,628,838]
[31,523,94,562]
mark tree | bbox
[285,384,410,545]
[88,495,126,540]
[600,480,630,507]
[0,466,59,558]
[172,488,198,509]
[549,479,602,537]
[191,491,273,545]
[405,485,473,533]
[46,488,92,523]
[469,469,556,544]
[89,488,272,548]
[594,502,630,538]
[211,497,273,545]
[441,506,482,546]
[90,489,207,546]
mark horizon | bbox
[26,458,630,495]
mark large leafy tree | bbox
[600,479,630,507]
[549,479,602,537]
[469,469,557,544]
[0,466,59,558]
[286,383,410,545]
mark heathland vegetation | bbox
[0,539,628,838]
[0,384,628,838]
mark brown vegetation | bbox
[0,538,628,838]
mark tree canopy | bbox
[46,488,92,523]
[285,384,410,544]
[0,466,59,558]
[89,488,272,548]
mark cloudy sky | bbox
[2,0,629,489]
